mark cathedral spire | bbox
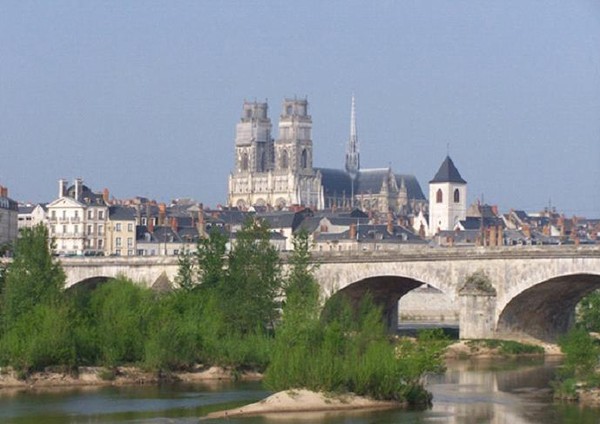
[345,94,360,179]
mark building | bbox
[227,97,427,215]
[17,203,47,230]
[106,206,137,256]
[46,178,109,256]
[428,156,467,236]
[0,185,18,248]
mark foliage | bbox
[1,225,65,332]
[558,328,599,380]
[266,291,444,404]
[194,227,228,290]
[89,278,154,366]
[0,302,76,372]
[466,339,544,355]
[217,219,283,335]
[577,290,600,333]
[174,248,196,291]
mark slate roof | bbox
[430,156,466,184]
[108,205,136,221]
[317,167,426,200]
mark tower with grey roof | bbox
[428,156,467,236]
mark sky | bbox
[1,1,599,216]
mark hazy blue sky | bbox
[1,1,599,216]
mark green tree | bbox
[559,327,599,379]
[175,248,196,291]
[218,219,282,334]
[577,290,600,332]
[195,227,228,290]
[1,224,65,332]
[283,230,320,323]
[90,277,154,365]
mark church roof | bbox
[317,167,426,200]
[430,156,466,184]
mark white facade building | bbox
[428,156,467,236]
[47,178,108,256]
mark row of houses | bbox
[3,177,599,257]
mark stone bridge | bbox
[59,246,600,342]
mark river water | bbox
[0,357,599,424]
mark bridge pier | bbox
[458,271,497,339]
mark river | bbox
[0,357,598,423]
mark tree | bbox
[195,227,228,290]
[1,224,65,332]
[218,219,283,334]
[283,230,320,322]
[577,290,600,332]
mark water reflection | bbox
[0,358,599,423]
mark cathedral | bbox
[227,97,427,215]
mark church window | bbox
[436,189,443,203]
[259,151,266,172]
[241,153,249,171]
[286,105,293,115]
[453,189,460,203]
[280,150,289,170]
[301,149,308,169]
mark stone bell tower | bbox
[234,101,273,174]
[275,98,313,175]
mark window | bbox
[98,225,104,235]
[301,149,308,169]
[127,223,133,232]
[74,225,78,234]
[280,150,289,169]
[127,237,133,247]
[127,250,134,256]
[62,225,67,233]
[88,210,94,219]
[436,189,443,203]
[74,211,79,218]
[141,217,147,225]
[87,225,93,235]
[98,211,104,220]
[115,249,121,256]
[116,237,122,247]
[98,239,103,248]
[51,211,56,219]
[241,153,249,171]
[50,225,55,234]
[453,188,460,203]
[115,223,122,232]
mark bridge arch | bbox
[497,272,600,341]
[322,274,451,330]
[66,276,114,291]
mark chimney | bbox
[0,186,6,198]
[386,212,394,234]
[148,217,154,233]
[490,225,497,246]
[170,217,178,233]
[497,225,503,246]
[74,178,83,201]
[522,224,531,239]
[158,203,167,226]
[58,178,67,198]
[491,205,499,216]
[349,223,357,240]
[197,203,206,237]
[103,188,110,205]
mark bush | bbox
[89,278,154,366]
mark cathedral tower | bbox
[275,98,313,175]
[428,156,467,236]
[234,101,273,174]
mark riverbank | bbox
[444,339,560,359]
[0,365,260,390]
[202,389,403,419]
